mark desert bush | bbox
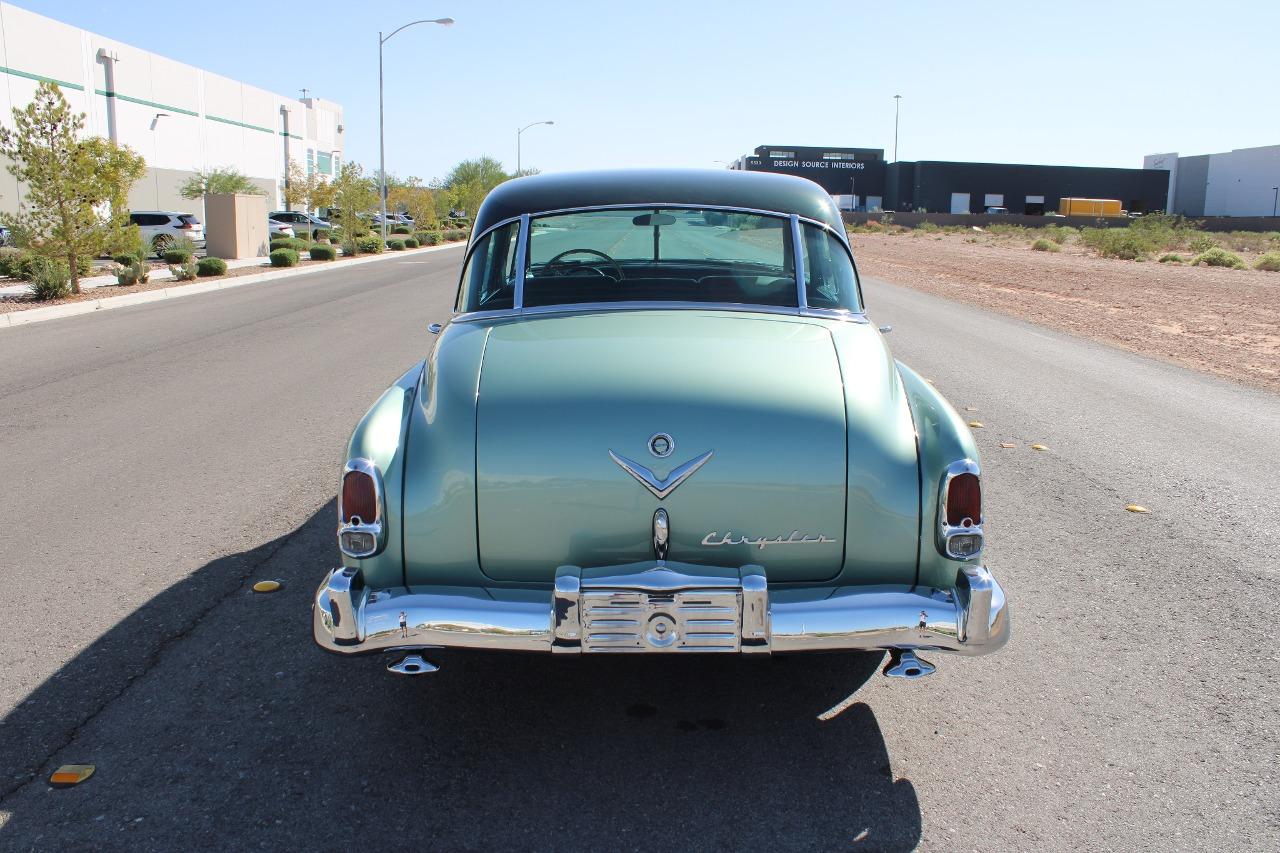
[196,256,227,276]
[1252,252,1280,272]
[159,236,196,265]
[27,256,70,300]
[1191,247,1246,269]
[270,236,311,253]
[403,237,419,248]
[1081,228,1151,260]
[421,231,442,246]
[1187,234,1217,254]
[916,221,940,234]
[1158,253,1184,263]
[986,223,1026,237]
[269,248,300,267]
[309,244,336,261]
[355,234,383,254]
[313,228,332,243]
[387,239,406,251]
[390,224,411,235]
[0,246,22,277]
[1031,238,1060,252]
[168,261,199,281]
[1042,225,1075,244]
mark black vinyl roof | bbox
[471,169,845,235]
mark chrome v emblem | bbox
[608,449,714,500]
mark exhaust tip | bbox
[387,653,439,676]
[882,649,936,680]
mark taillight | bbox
[945,473,981,527]
[176,222,194,229]
[341,470,377,524]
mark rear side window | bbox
[178,214,201,226]
[457,222,519,312]
[131,213,166,226]
[800,225,861,312]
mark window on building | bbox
[306,149,315,176]
[768,150,795,159]
[984,193,1004,207]
[822,152,859,161]
[316,151,333,175]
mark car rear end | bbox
[173,213,205,249]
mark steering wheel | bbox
[543,248,624,282]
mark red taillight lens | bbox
[341,471,377,524]
[946,473,981,527]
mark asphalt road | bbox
[0,248,1276,851]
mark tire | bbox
[151,234,173,256]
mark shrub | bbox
[413,230,435,244]
[28,257,71,301]
[390,224,411,235]
[404,237,419,248]
[160,236,197,264]
[113,252,143,266]
[11,251,86,280]
[114,259,150,286]
[1042,225,1074,244]
[1254,252,1280,272]
[269,248,300,267]
[313,228,332,243]
[309,244,336,261]
[1082,228,1151,260]
[355,234,383,254]
[1031,238,1060,252]
[196,256,227,277]
[387,239,406,251]
[270,236,311,253]
[168,261,199,281]
[420,231,442,246]
[1187,234,1217,254]
[1191,247,1246,269]
[1158,253,1184,263]
[0,246,22,277]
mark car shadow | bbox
[1,503,922,851]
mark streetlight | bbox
[379,17,454,243]
[517,120,554,175]
[893,94,902,162]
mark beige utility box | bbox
[205,193,269,259]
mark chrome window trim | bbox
[936,458,984,561]
[456,203,859,318]
[338,457,388,559]
[452,301,872,324]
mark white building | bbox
[0,2,343,216]
[1144,145,1280,218]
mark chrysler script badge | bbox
[609,447,713,500]
[701,530,838,549]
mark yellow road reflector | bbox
[1125,504,1149,513]
[252,580,282,593]
[1030,444,1048,451]
[968,421,984,428]
[50,765,94,786]
[999,442,1016,448]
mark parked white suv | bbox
[129,211,206,255]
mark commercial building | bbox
[733,144,1169,216]
[1144,145,1280,218]
[0,2,343,216]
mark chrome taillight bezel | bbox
[936,459,984,561]
[338,457,387,559]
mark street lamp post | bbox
[379,17,453,243]
[517,120,554,175]
[893,94,902,162]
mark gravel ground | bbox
[849,232,1280,392]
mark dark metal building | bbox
[732,145,1169,215]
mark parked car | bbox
[269,210,330,240]
[0,225,10,247]
[268,221,296,239]
[985,206,1009,215]
[128,211,205,254]
[313,169,1010,680]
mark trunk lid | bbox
[475,311,849,583]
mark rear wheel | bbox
[151,234,173,256]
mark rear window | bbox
[178,215,201,226]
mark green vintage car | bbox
[313,169,1009,679]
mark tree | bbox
[0,81,146,294]
[440,156,512,219]
[281,157,335,212]
[387,175,437,229]
[179,166,265,200]
[329,162,378,251]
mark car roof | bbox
[472,168,845,236]
[131,210,190,216]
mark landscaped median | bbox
[0,239,467,329]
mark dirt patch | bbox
[851,231,1280,392]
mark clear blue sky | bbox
[18,0,1279,181]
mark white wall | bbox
[0,2,344,214]
[1203,145,1280,217]
[1143,152,1178,214]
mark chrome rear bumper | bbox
[313,562,1009,657]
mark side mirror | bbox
[878,324,893,334]
[428,322,443,335]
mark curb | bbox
[1,242,466,331]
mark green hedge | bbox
[161,248,192,264]
[390,224,411,235]
[0,246,22,277]
[415,231,441,246]
[388,239,406,251]
[270,237,311,253]
[309,244,337,261]
[269,248,300,267]
[355,234,383,254]
[404,237,419,248]
[196,256,227,276]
